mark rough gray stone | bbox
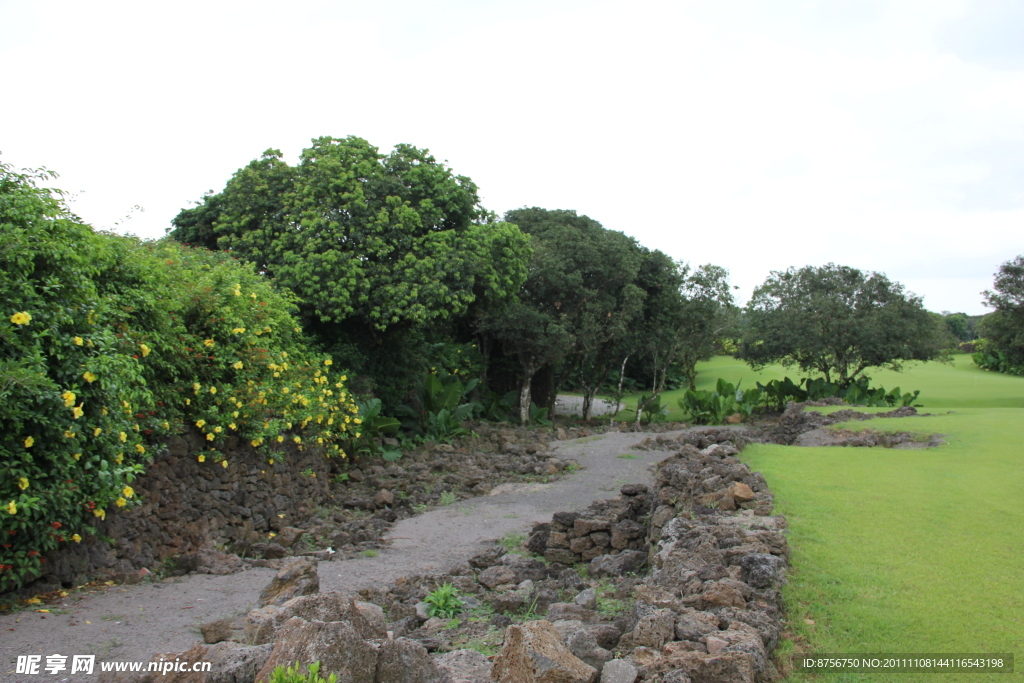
[740,553,786,589]
[491,621,598,683]
[374,637,444,683]
[254,617,378,683]
[479,565,517,589]
[599,659,639,683]
[575,588,598,610]
[275,527,305,549]
[630,608,675,649]
[258,557,319,607]
[433,649,492,683]
[588,551,646,579]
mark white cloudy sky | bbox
[2,0,1021,315]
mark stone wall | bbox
[29,428,333,595]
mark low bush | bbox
[973,338,1024,376]
[268,661,337,683]
[424,582,462,618]
[678,375,920,424]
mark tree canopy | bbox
[170,137,530,331]
[170,137,532,405]
[481,208,645,423]
[739,263,948,386]
[976,255,1024,375]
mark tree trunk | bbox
[610,354,630,425]
[581,392,593,421]
[518,360,537,426]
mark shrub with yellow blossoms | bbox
[0,161,360,593]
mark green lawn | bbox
[666,355,1024,681]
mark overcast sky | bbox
[2,0,1021,315]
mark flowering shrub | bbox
[0,163,359,592]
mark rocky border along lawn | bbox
[633,402,941,452]
[103,433,788,683]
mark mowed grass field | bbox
[627,355,1024,681]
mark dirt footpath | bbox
[0,430,680,681]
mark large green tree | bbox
[976,255,1024,375]
[170,137,531,404]
[481,208,645,424]
[739,263,948,386]
[628,256,735,423]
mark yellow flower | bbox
[353,418,362,425]
[135,444,145,454]
[232,361,243,370]
[268,458,275,464]
[233,327,246,334]
[161,421,170,429]
[9,311,31,325]
[6,500,16,515]
[268,532,276,538]
[139,343,151,357]
[24,436,34,448]
[114,454,123,464]
[229,423,237,430]
[198,454,206,463]
[101,407,108,415]
[73,336,84,346]
[203,339,215,347]
[214,426,222,433]
[193,382,201,393]
[64,430,76,439]
[115,497,127,508]
[119,431,127,443]
[251,438,262,447]
[250,292,257,299]
[293,436,302,444]
[62,390,77,407]
[71,533,82,543]
[18,477,29,490]
[185,398,191,405]
[206,433,215,441]
[72,405,84,419]
[232,284,241,296]
[209,386,217,395]
[324,359,333,366]
[221,460,228,468]
[276,435,284,443]
[121,400,130,409]
[122,486,134,498]
[83,371,97,383]
[294,327,301,333]
[232,411,239,418]
[94,427,102,437]
[281,351,288,358]
[195,419,206,428]
[94,508,106,520]
[72,453,81,460]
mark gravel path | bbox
[0,429,680,681]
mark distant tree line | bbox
[169,137,735,424]
[170,136,1024,425]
